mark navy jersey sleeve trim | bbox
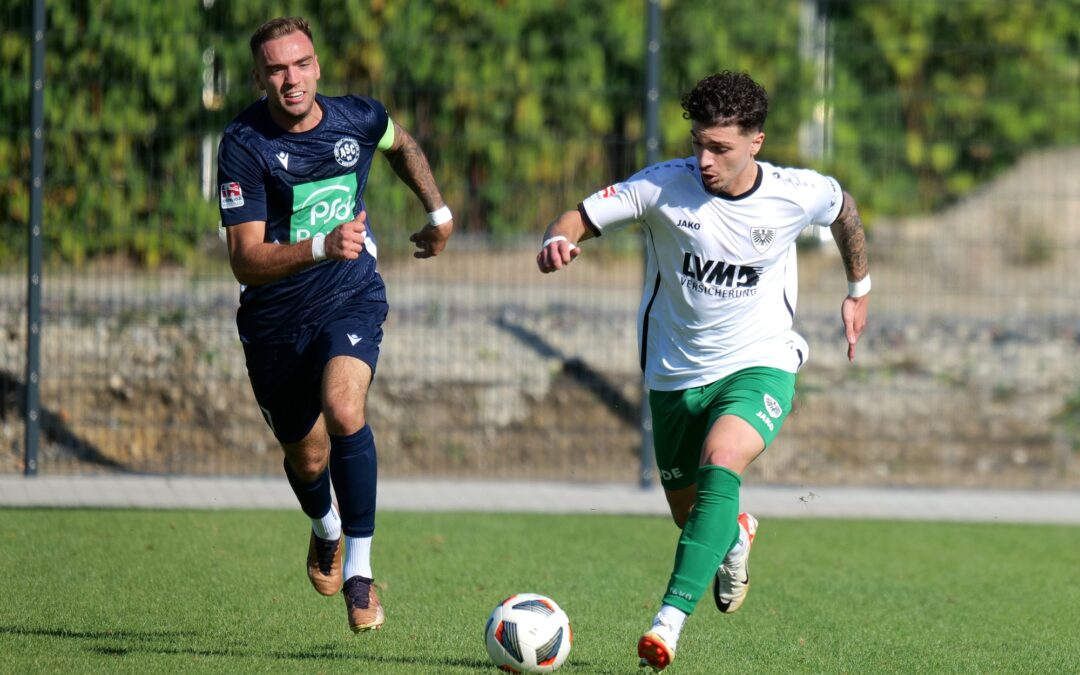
[577,202,602,238]
[639,272,662,373]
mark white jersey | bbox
[580,158,843,391]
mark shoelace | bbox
[344,577,372,609]
[313,537,338,575]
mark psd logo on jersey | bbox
[750,226,776,253]
[334,137,361,167]
[290,174,358,242]
[219,182,244,209]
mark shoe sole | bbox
[346,582,385,633]
[637,633,673,672]
[350,608,385,633]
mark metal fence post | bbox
[24,0,46,476]
[639,0,661,489]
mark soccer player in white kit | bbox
[537,71,870,671]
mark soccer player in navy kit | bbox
[217,16,453,633]
[537,72,870,671]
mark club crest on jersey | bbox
[750,226,776,253]
[219,182,244,209]
[334,137,360,167]
[763,393,783,418]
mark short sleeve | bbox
[216,132,268,226]
[803,170,844,226]
[580,170,662,235]
[345,96,391,149]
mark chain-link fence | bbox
[2,1,1078,488]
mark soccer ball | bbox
[484,593,572,673]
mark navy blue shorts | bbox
[242,296,388,444]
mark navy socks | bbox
[329,424,378,538]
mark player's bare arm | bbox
[383,121,453,259]
[226,211,367,285]
[536,209,595,273]
[830,191,870,362]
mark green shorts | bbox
[649,367,797,490]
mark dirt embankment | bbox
[3,148,1079,489]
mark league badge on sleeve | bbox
[220,182,245,209]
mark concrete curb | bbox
[1,475,1078,524]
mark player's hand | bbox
[327,210,368,260]
[841,293,869,362]
[410,218,453,259]
[536,236,580,273]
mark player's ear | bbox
[313,54,321,81]
[750,131,765,156]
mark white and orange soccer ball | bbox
[484,593,572,673]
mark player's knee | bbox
[701,445,756,474]
[285,450,328,482]
[322,398,365,436]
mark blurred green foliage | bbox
[1,0,1077,266]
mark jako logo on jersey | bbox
[751,226,776,253]
[334,137,361,167]
[600,185,618,198]
[219,182,244,209]
[681,252,760,288]
[677,219,701,230]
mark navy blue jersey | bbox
[217,94,390,344]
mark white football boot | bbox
[713,512,759,613]
[637,615,679,672]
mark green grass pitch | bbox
[1,508,1077,673]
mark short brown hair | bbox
[250,16,313,57]
[681,71,768,133]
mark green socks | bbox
[662,465,742,614]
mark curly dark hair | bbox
[681,71,768,132]
[250,16,313,56]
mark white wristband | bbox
[542,235,578,250]
[847,275,871,298]
[427,206,452,226]
[311,233,327,261]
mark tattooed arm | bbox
[830,191,870,362]
[383,121,453,258]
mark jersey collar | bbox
[707,161,763,202]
